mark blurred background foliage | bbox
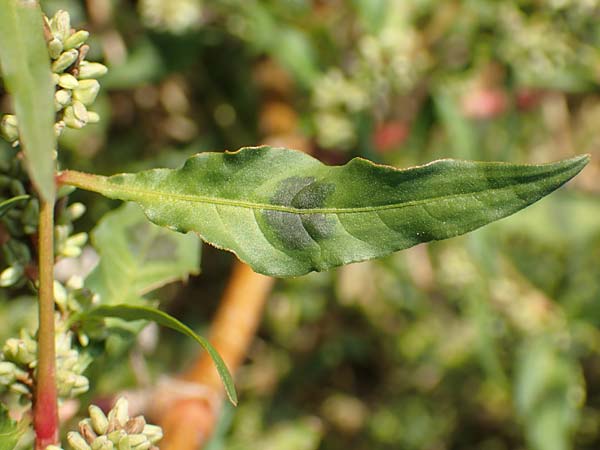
[2,0,600,449]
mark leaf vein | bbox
[102,182,531,216]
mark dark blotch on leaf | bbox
[264,177,336,250]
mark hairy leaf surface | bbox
[0,0,56,201]
[85,202,200,304]
[61,147,589,277]
[79,304,237,405]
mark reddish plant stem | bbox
[34,199,58,450]
[56,170,108,193]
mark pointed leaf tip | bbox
[78,304,238,405]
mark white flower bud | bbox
[64,101,89,129]
[2,339,20,360]
[73,100,89,122]
[112,397,130,427]
[0,115,19,143]
[67,202,87,220]
[131,441,152,450]
[0,265,23,287]
[107,430,126,445]
[67,431,92,450]
[78,62,108,79]
[127,435,148,448]
[48,38,64,59]
[57,371,74,397]
[91,436,114,450]
[9,382,29,395]
[55,331,72,353]
[78,332,90,347]
[117,435,131,450]
[58,371,89,397]
[89,405,109,435]
[52,49,79,73]
[0,361,16,376]
[73,79,100,106]
[142,425,163,444]
[55,89,72,111]
[51,10,72,42]
[64,30,90,50]
[87,111,101,124]
[53,280,68,309]
[59,73,79,89]
[0,361,17,384]
[80,418,98,443]
[72,374,90,391]
[132,441,151,450]
[67,275,85,290]
[61,245,83,258]
[66,232,88,248]
[124,417,145,435]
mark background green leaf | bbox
[85,202,200,304]
[0,0,56,201]
[63,147,588,277]
[515,337,583,450]
[0,195,28,218]
[0,404,26,450]
[79,304,237,405]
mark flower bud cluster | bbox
[138,0,204,34]
[497,4,594,87]
[0,9,107,146]
[0,151,89,288]
[0,154,36,289]
[54,275,100,347]
[46,10,107,135]
[55,200,89,259]
[47,397,163,450]
[0,312,92,402]
[310,6,429,150]
[0,9,101,289]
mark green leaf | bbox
[0,0,56,201]
[60,147,589,277]
[515,338,583,450]
[85,202,200,304]
[79,304,238,405]
[0,195,28,218]
[0,404,27,450]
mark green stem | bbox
[34,198,59,450]
[56,169,108,194]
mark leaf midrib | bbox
[101,177,554,215]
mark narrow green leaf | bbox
[59,147,589,277]
[0,404,27,450]
[85,202,200,305]
[80,304,238,405]
[515,338,582,450]
[0,195,28,218]
[0,0,56,201]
